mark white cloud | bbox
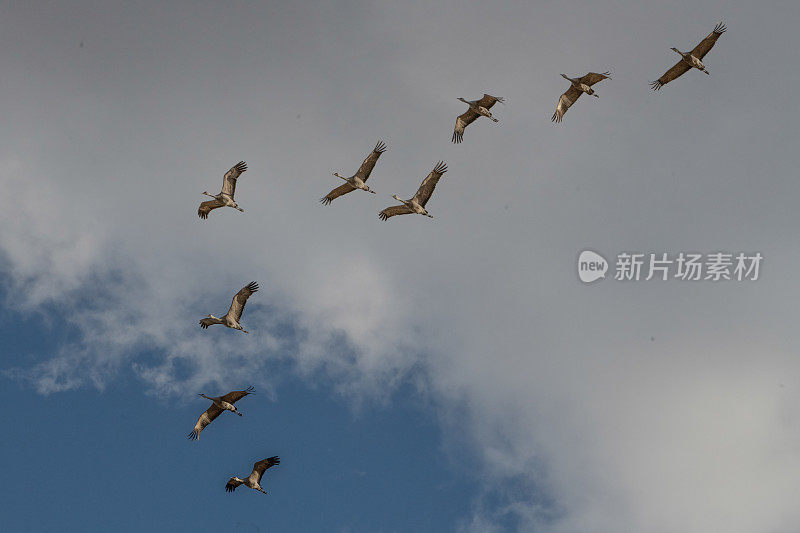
[3,1,800,531]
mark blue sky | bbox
[3,1,800,532]
[0,300,479,532]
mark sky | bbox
[2,1,800,531]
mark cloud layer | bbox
[3,1,800,531]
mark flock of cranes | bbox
[321,143,451,219]
[195,22,727,225]
[184,21,726,498]
[189,385,280,495]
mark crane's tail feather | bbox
[188,430,199,441]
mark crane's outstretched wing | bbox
[552,86,582,123]
[650,61,692,90]
[475,94,505,109]
[199,316,218,329]
[198,199,224,219]
[452,109,479,144]
[354,141,387,182]
[225,477,244,492]
[320,183,357,205]
[188,404,224,440]
[227,281,259,323]
[249,456,281,484]
[378,205,414,221]
[220,386,255,404]
[412,162,447,207]
[691,22,726,59]
[221,161,247,197]
[579,71,612,86]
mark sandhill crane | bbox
[552,72,612,123]
[199,281,258,333]
[321,141,387,204]
[651,22,726,90]
[198,161,248,219]
[452,94,504,144]
[225,456,280,495]
[379,162,447,221]
[188,386,255,441]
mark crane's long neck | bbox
[202,394,224,406]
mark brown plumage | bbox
[552,72,612,123]
[651,22,726,90]
[379,162,447,221]
[378,205,415,220]
[321,141,387,204]
[199,281,259,333]
[198,161,248,219]
[452,94,504,144]
[225,456,280,494]
[188,386,255,441]
[197,198,223,219]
